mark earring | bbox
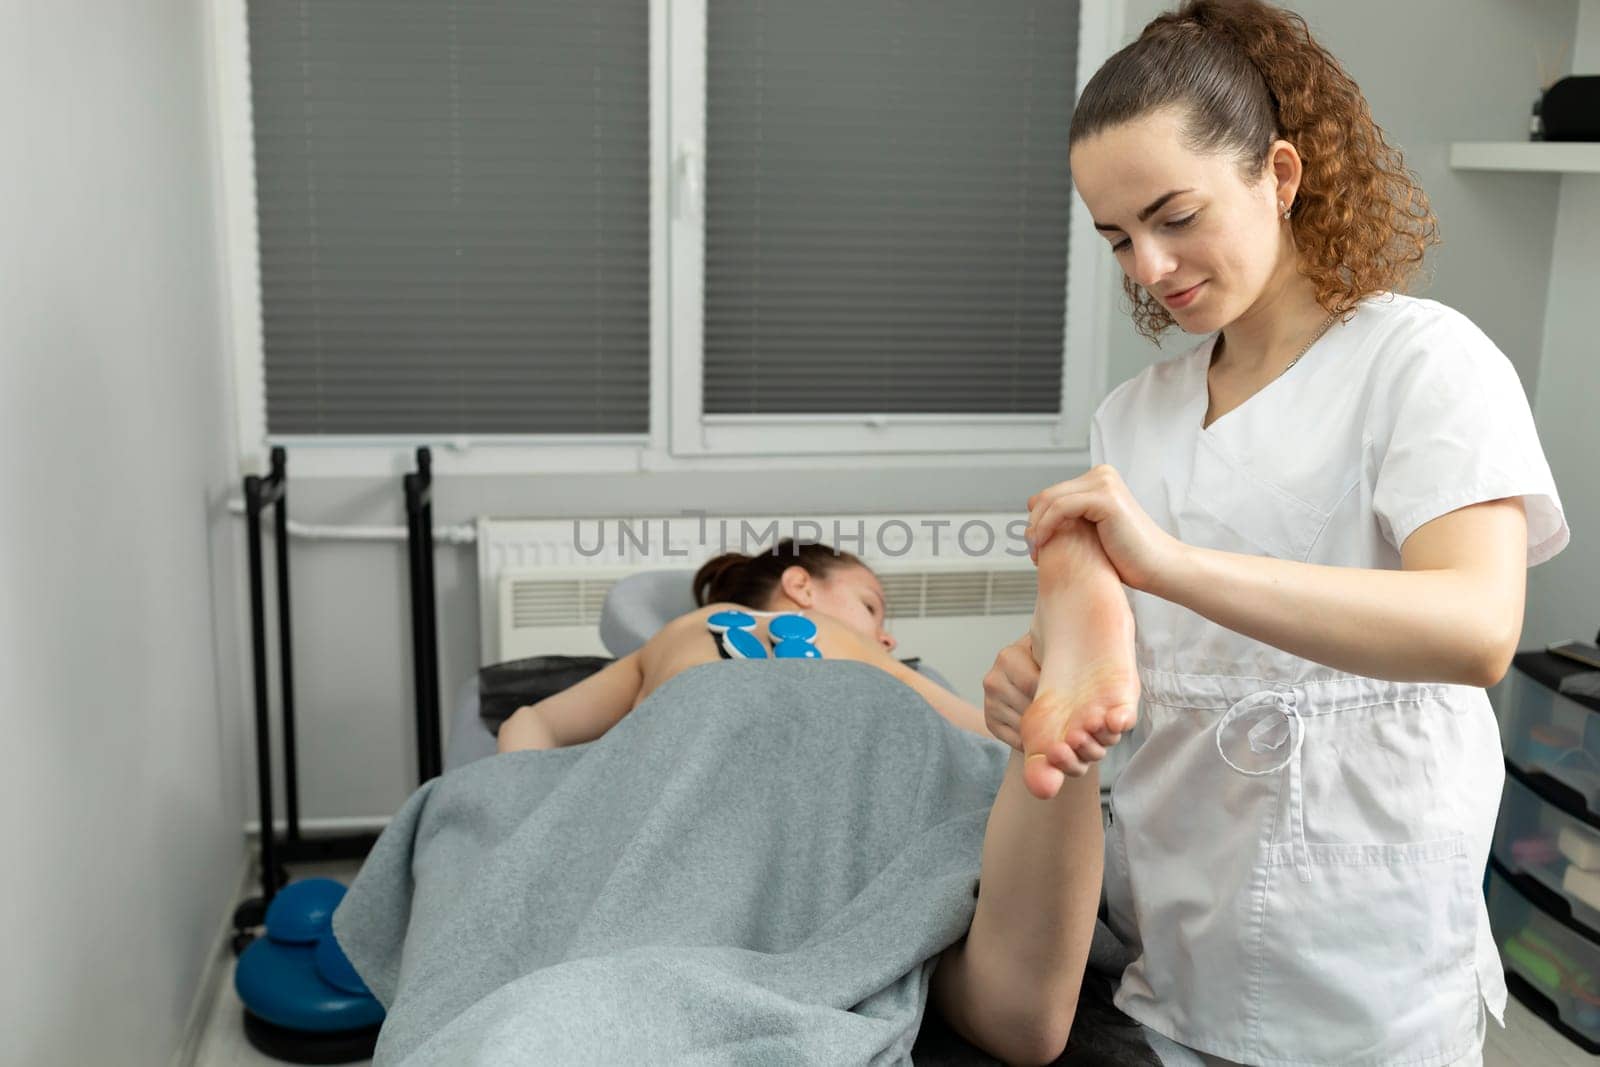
[1280,201,1292,221]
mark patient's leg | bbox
[1021,518,1139,800]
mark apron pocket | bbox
[1253,835,1479,1066]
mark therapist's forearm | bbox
[1156,545,1518,687]
[931,757,1102,1064]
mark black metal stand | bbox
[404,447,444,785]
[232,447,379,954]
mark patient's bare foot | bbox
[1021,519,1139,800]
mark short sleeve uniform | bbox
[1091,293,1566,1066]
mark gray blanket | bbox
[334,659,1159,1066]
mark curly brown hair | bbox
[1069,0,1438,342]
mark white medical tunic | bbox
[1093,294,1567,1067]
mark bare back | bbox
[632,604,987,736]
[634,603,883,707]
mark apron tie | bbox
[1215,690,1310,882]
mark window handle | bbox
[675,140,702,222]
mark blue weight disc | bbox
[314,933,372,996]
[264,879,347,945]
[235,936,384,1033]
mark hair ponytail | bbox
[690,552,750,607]
[1070,0,1438,341]
[691,539,864,608]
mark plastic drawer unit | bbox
[1489,649,1600,1053]
[1492,773,1600,939]
[1487,867,1600,1051]
[1493,653,1600,820]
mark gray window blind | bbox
[249,1,650,436]
[703,0,1078,416]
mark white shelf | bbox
[1449,141,1600,174]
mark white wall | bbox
[0,3,245,1064]
[234,0,1583,824]
[1524,0,1600,647]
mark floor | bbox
[1483,1000,1600,1067]
[191,860,1596,1067]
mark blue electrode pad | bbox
[769,613,823,659]
[706,610,824,660]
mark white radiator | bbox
[477,513,1037,705]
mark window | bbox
[246,1,651,439]
[223,0,1112,472]
[684,0,1087,456]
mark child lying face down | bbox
[496,539,990,752]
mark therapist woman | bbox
[986,1,1569,1064]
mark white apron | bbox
[1092,295,1567,1066]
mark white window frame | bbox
[669,0,1118,459]
[211,0,1124,478]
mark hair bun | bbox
[692,550,751,606]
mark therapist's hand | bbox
[1025,465,1183,594]
[982,633,1038,751]
[979,630,1132,771]
[983,633,1128,753]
